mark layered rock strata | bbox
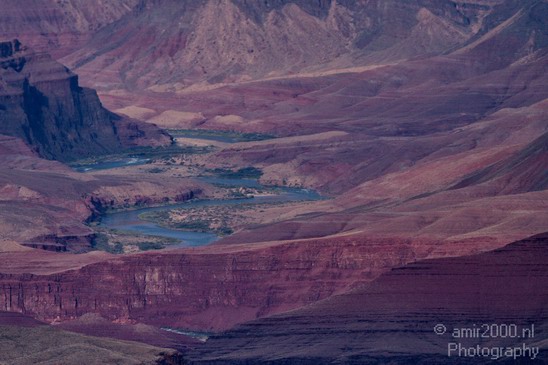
[0,39,170,162]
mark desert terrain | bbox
[0,1,546,364]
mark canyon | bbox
[0,0,546,364]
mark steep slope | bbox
[87,0,547,198]
[60,0,502,90]
[450,131,548,193]
[0,0,140,57]
[0,39,170,161]
[0,313,185,365]
[188,233,548,364]
[0,234,416,331]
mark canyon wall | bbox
[188,233,548,364]
[0,234,426,331]
[0,39,170,162]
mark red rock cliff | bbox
[0,234,422,331]
[0,39,170,161]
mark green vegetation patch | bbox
[140,209,234,236]
[137,241,166,251]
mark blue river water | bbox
[71,157,151,172]
[72,144,322,249]
[169,130,272,143]
[98,177,322,248]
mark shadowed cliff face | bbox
[0,39,170,161]
[187,233,548,364]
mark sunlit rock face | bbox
[59,0,517,90]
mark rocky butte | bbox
[0,39,171,161]
[0,0,546,364]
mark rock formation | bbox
[0,235,417,330]
[60,0,524,90]
[187,233,548,364]
[0,39,170,162]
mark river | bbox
[69,130,266,172]
[71,157,151,172]
[97,177,322,248]
[72,140,322,249]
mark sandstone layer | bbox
[0,234,420,331]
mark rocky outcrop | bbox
[0,135,208,252]
[0,39,170,162]
[450,132,548,193]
